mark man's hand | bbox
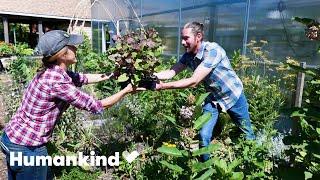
[155,81,164,90]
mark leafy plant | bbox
[0,41,14,56]
[243,75,284,131]
[293,17,320,41]
[107,28,164,88]
[154,92,245,179]
[59,166,101,180]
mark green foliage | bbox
[76,35,121,97]
[0,41,14,56]
[6,43,39,84]
[155,92,225,179]
[14,43,34,56]
[278,19,320,178]
[283,62,320,178]
[8,56,41,84]
[49,108,101,156]
[0,81,22,123]
[59,167,101,180]
[243,75,284,131]
[230,41,285,132]
[293,17,318,26]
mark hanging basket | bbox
[305,25,320,41]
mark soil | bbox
[0,73,11,179]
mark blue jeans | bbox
[200,92,255,160]
[0,133,53,180]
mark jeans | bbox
[0,133,53,180]
[200,92,255,161]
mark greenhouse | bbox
[0,0,319,179]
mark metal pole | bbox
[242,0,250,56]
[177,0,182,60]
[101,24,106,53]
[13,28,16,46]
[140,0,143,19]
[116,20,120,35]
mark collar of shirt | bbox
[195,41,208,60]
[51,65,72,82]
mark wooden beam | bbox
[294,62,306,107]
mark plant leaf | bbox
[160,160,184,173]
[164,115,176,125]
[117,73,129,82]
[292,17,316,25]
[291,110,306,118]
[304,171,313,180]
[157,146,183,157]
[192,157,217,172]
[193,113,211,130]
[195,92,210,106]
[230,172,244,180]
[229,159,242,171]
[192,144,220,156]
[194,168,215,180]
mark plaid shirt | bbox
[5,65,104,146]
[179,41,243,111]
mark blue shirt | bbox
[179,41,243,111]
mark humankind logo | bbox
[9,151,119,166]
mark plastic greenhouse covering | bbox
[91,0,320,66]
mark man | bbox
[154,22,255,161]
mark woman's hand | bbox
[124,83,146,94]
[100,72,114,81]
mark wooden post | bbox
[2,17,9,43]
[294,62,306,107]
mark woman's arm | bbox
[100,84,133,108]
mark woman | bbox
[0,30,140,179]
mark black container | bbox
[138,76,158,90]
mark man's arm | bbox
[154,62,186,80]
[85,73,114,84]
[157,63,212,90]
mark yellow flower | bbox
[162,142,176,147]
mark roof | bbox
[0,0,91,20]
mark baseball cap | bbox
[36,30,83,59]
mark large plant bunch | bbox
[294,17,320,41]
[107,28,164,88]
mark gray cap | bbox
[36,30,83,58]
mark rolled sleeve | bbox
[67,71,88,87]
[52,82,104,114]
[202,49,221,69]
